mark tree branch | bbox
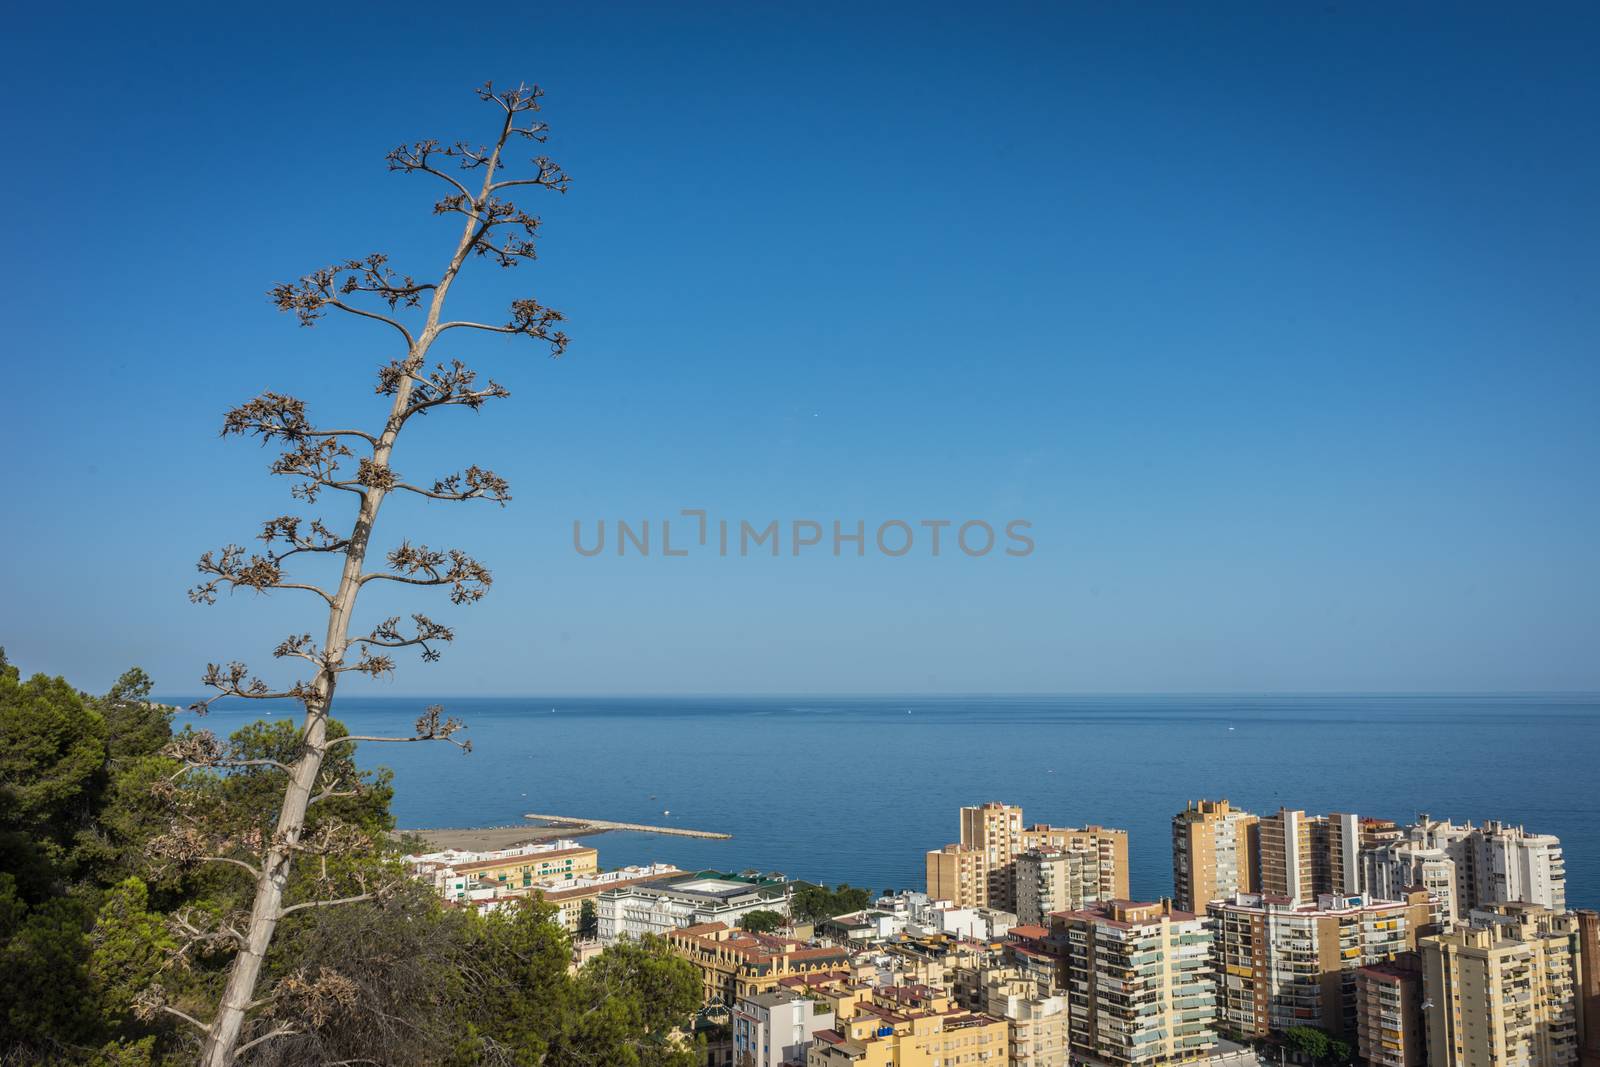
[325,298,415,346]
[234,1026,300,1058]
[159,1004,214,1034]
[201,855,262,879]
[278,893,374,918]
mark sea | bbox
[175,694,1600,910]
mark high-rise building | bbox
[1469,821,1567,914]
[926,843,986,908]
[1016,849,1100,925]
[930,803,1130,914]
[1361,840,1459,925]
[962,801,1026,909]
[1321,812,1363,897]
[1171,799,1259,912]
[1258,809,1361,903]
[1576,910,1600,1067]
[1018,824,1130,901]
[1052,900,1218,1067]
[1355,952,1426,1067]
[1421,903,1581,1067]
[1394,816,1566,916]
[1207,890,1433,1041]
[1258,809,1314,902]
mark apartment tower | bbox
[1258,809,1362,902]
[926,843,986,908]
[1355,953,1426,1067]
[1016,849,1101,925]
[930,803,1131,913]
[1019,823,1131,901]
[1208,890,1434,1041]
[1577,910,1600,1067]
[1052,900,1218,1067]
[961,801,1026,909]
[1400,816,1566,916]
[1421,904,1581,1067]
[1171,798,1259,912]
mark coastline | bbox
[397,824,613,852]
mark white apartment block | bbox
[732,989,835,1067]
[1398,816,1566,915]
[1362,841,1459,925]
[596,873,790,943]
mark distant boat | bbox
[662,809,671,816]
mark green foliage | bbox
[0,668,109,897]
[578,897,599,939]
[740,908,785,933]
[87,1036,157,1067]
[1282,1026,1351,1065]
[203,717,395,840]
[0,891,101,1049]
[0,657,708,1066]
[90,878,177,1012]
[789,882,871,923]
[453,896,576,1063]
[447,903,702,1067]
[560,935,702,1066]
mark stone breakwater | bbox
[524,813,732,840]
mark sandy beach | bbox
[397,824,610,852]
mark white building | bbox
[1397,816,1566,915]
[597,873,791,943]
[909,904,1015,941]
[1361,840,1459,925]
[732,989,835,1067]
[1470,821,1566,913]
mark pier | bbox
[524,813,732,840]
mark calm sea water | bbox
[178,694,1600,910]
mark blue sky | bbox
[2,3,1596,695]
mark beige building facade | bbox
[1172,799,1259,913]
[1421,904,1581,1067]
[1052,900,1218,1067]
[1208,890,1433,1041]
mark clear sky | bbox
[2,3,1597,696]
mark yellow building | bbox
[1422,904,1581,1067]
[1172,799,1259,913]
[1053,900,1218,1067]
[929,802,1130,911]
[1208,890,1434,1041]
[1019,824,1129,901]
[451,844,598,890]
[807,983,1008,1066]
[926,843,987,908]
[666,922,849,1007]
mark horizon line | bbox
[155,689,1600,700]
